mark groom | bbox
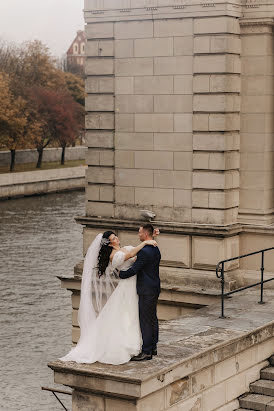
[119,224,161,361]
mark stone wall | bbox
[0,146,87,166]
[0,166,86,199]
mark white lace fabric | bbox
[59,239,142,365]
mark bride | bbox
[60,230,157,365]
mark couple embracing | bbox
[60,224,161,364]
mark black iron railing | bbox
[216,247,274,318]
[41,386,72,410]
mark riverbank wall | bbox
[0,146,87,166]
[0,166,86,200]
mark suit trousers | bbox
[139,294,159,354]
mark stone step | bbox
[160,266,237,293]
[239,393,274,410]
[261,367,274,381]
[250,379,274,397]
[269,356,274,366]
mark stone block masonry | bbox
[83,0,274,228]
[84,2,267,227]
[85,16,196,223]
[193,15,241,226]
[85,20,115,218]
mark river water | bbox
[0,191,85,411]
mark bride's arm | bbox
[123,240,157,261]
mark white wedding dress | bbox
[60,241,142,365]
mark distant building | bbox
[67,30,86,69]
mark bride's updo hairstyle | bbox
[98,231,116,277]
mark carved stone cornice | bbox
[242,0,274,18]
[84,0,243,23]
[84,1,274,23]
[240,17,274,33]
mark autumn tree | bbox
[56,95,84,164]
[63,72,85,106]
[29,87,84,167]
[0,72,29,171]
[64,58,85,79]
[0,40,85,169]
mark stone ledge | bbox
[75,215,243,237]
[75,216,274,238]
[49,291,274,401]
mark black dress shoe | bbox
[130,352,152,361]
[152,349,157,356]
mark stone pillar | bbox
[85,21,115,218]
[238,17,274,225]
[193,15,241,226]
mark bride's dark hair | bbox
[98,231,116,277]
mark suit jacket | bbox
[119,245,161,295]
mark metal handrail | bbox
[41,386,72,411]
[216,247,274,318]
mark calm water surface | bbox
[0,191,85,411]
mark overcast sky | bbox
[0,0,84,57]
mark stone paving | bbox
[50,289,274,383]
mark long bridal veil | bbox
[60,233,117,362]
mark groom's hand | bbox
[113,268,120,278]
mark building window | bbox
[73,43,78,54]
[81,43,85,54]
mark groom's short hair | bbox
[141,223,154,237]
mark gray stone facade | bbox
[83,0,274,277]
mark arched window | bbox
[81,43,85,54]
[73,43,78,54]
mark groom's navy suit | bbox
[119,245,161,354]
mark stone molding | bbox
[240,17,274,34]
[76,215,243,236]
[84,0,243,22]
[84,0,274,22]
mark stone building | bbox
[67,29,86,68]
